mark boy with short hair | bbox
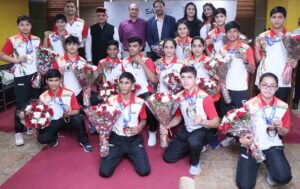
[255,6,297,103]
[0,15,41,145]
[122,36,159,147]
[43,14,68,56]
[99,72,150,177]
[98,40,123,84]
[38,69,92,152]
[163,66,219,176]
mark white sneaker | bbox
[267,173,278,186]
[27,128,33,135]
[201,146,207,153]
[15,133,24,146]
[189,162,201,176]
[221,136,236,147]
[148,131,157,147]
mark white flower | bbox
[38,118,47,125]
[36,104,44,111]
[227,112,237,122]
[25,105,32,112]
[45,112,51,118]
[31,119,38,124]
[33,112,42,119]
[100,90,105,96]
[161,95,169,103]
[106,90,111,96]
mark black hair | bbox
[259,72,278,85]
[54,14,67,23]
[119,72,135,83]
[191,36,205,54]
[65,35,80,45]
[17,15,31,25]
[153,0,165,8]
[180,66,197,77]
[162,38,177,49]
[128,36,142,46]
[45,69,62,80]
[183,2,199,21]
[225,21,241,33]
[65,0,76,6]
[107,40,119,49]
[176,20,190,37]
[214,8,227,17]
[270,6,287,18]
[202,3,216,22]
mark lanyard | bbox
[187,95,197,107]
[26,40,33,55]
[261,106,276,125]
[120,104,131,127]
[53,96,67,113]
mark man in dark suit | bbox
[146,0,176,61]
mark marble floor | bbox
[0,131,299,189]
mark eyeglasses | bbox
[260,83,278,90]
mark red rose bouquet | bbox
[219,106,266,163]
[282,34,300,84]
[146,93,181,148]
[19,101,54,130]
[204,54,232,103]
[85,104,121,157]
[31,48,57,88]
[98,80,119,102]
[162,72,183,94]
[197,77,220,97]
[74,63,100,107]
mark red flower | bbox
[236,111,246,118]
[233,116,239,122]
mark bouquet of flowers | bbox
[219,106,266,163]
[74,63,100,107]
[146,93,181,148]
[151,41,165,57]
[84,104,121,157]
[31,48,57,88]
[98,80,119,102]
[205,54,232,103]
[19,101,54,130]
[281,34,300,84]
[197,77,220,97]
[162,72,183,94]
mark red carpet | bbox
[1,132,190,189]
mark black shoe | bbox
[80,142,93,153]
[292,103,298,110]
[48,140,58,148]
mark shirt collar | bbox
[127,53,143,62]
[257,94,277,107]
[224,39,243,51]
[64,53,80,63]
[162,56,177,65]
[129,18,140,23]
[215,27,225,35]
[270,28,287,38]
[68,16,78,25]
[190,54,206,62]
[117,93,135,106]
[48,87,63,98]
[175,36,192,44]
[105,56,121,64]
[182,87,200,98]
[155,15,165,21]
[54,29,68,36]
[18,32,32,42]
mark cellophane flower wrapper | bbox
[146,93,181,148]
[32,48,57,88]
[84,104,121,157]
[197,77,220,97]
[19,100,54,131]
[281,34,300,84]
[151,41,164,57]
[162,72,183,94]
[205,54,232,103]
[219,106,266,163]
[74,64,100,107]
